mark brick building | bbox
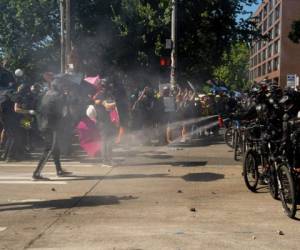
[249,0,300,87]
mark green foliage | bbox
[289,19,300,43]
[0,0,60,79]
[0,0,258,83]
[213,42,250,90]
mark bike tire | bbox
[268,164,279,200]
[278,164,297,219]
[224,127,234,148]
[240,132,246,158]
[234,130,240,161]
[243,149,259,192]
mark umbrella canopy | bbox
[84,75,101,87]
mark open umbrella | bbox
[84,75,101,87]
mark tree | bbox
[213,42,250,90]
[71,0,171,83]
[0,0,258,83]
[107,0,258,82]
[0,0,60,79]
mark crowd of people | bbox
[129,85,239,143]
[0,61,240,178]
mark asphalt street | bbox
[0,134,299,250]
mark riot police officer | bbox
[32,78,69,180]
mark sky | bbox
[239,2,260,20]
[246,2,260,13]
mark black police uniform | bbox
[33,86,64,179]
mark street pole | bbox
[65,0,71,71]
[60,0,65,73]
[170,0,177,87]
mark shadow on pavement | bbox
[255,186,269,194]
[0,195,138,212]
[144,155,174,160]
[182,172,224,182]
[119,161,207,168]
[171,161,207,167]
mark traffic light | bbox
[160,57,171,67]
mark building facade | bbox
[249,0,300,87]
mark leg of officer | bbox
[32,130,54,179]
[52,131,63,174]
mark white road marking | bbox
[1,163,95,167]
[99,164,113,168]
[0,227,7,232]
[0,172,93,184]
[0,176,29,179]
[0,181,67,185]
[8,199,45,203]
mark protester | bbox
[93,78,118,164]
[32,78,69,179]
[1,62,240,169]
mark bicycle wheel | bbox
[278,164,297,218]
[234,130,241,161]
[240,132,246,158]
[224,127,234,148]
[268,164,279,200]
[243,149,259,192]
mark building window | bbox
[262,49,266,61]
[268,61,272,73]
[258,25,263,35]
[274,40,279,54]
[258,66,262,77]
[275,5,280,20]
[274,23,280,38]
[268,44,272,58]
[258,41,261,50]
[269,30,273,40]
[273,57,279,71]
[263,5,268,17]
[263,19,268,33]
[269,0,273,11]
[254,55,257,66]
[258,53,261,63]
[268,13,273,27]
[262,63,266,75]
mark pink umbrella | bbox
[76,117,101,157]
[84,75,101,87]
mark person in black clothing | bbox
[0,90,23,161]
[225,92,238,114]
[32,78,69,180]
[0,61,15,89]
[93,79,117,164]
